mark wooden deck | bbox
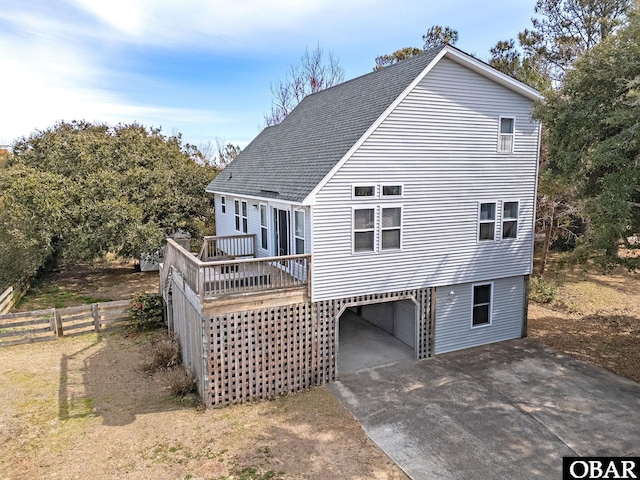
[161,236,311,308]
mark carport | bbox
[338,299,417,375]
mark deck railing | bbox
[199,234,256,261]
[163,237,310,300]
[202,254,310,297]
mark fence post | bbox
[54,310,63,337]
[92,303,100,332]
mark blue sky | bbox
[0,0,538,148]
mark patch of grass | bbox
[17,285,110,310]
[529,276,559,304]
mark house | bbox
[161,45,542,406]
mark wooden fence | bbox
[0,300,131,347]
[0,281,30,315]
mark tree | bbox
[534,6,640,264]
[422,25,459,50]
[490,0,631,86]
[373,25,458,70]
[374,47,423,71]
[198,139,241,168]
[264,45,344,126]
[0,121,219,289]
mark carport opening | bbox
[338,299,417,376]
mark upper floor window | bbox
[235,200,248,233]
[354,208,375,252]
[353,185,375,198]
[478,203,496,241]
[499,117,515,152]
[260,204,268,250]
[294,210,305,254]
[221,196,226,214]
[381,207,402,250]
[382,185,403,197]
[502,201,519,239]
[472,283,492,327]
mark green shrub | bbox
[129,292,164,331]
[529,276,559,304]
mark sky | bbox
[0,0,539,149]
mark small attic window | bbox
[353,185,375,198]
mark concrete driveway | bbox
[328,339,640,480]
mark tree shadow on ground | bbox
[57,327,190,426]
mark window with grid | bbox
[478,203,496,241]
[234,200,240,231]
[502,201,519,239]
[472,283,492,327]
[354,208,375,252]
[499,117,515,152]
[221,196,226,214]
[381,207,401,250]
[241,201,248,233]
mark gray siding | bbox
[361,302,394,333]
[395,299,417,348]
[311,57,539,301]
[434,275,524,354]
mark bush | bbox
[143,333,180,373]
[129,292,164,331]
[529,276,559,304]
[165,367,198,397]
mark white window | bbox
[234,200,240,231]
[353,185,375,198]
[294,210,305,254]
[260,204,268,250]
[502,201,519,239]
[235,200,248,233]
[381,207,401,250]
[499,117,515,152]
[478,203,496,241]
[353,208,375,252]
[241,201,248,233]
[472,283,493,327]
[382,185,403,197]
[221,196,226,214]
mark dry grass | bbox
[529,255,640,383]
[0,328,407,480]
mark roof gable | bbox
[206,46,541,204]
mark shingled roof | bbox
[206,46,446,203]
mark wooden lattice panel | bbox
[207,301,334,406]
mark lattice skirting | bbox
[204,288,434,407]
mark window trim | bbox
[234,199,241,231]
[380,205,403,251]
[478,202,497,242]
[259,203,268,251]
[502,200,519,240]
[294,209,305,254]
[221,196,226,214]
[352,207,376,254]
[498,116,515,153]
[352,184,376,200]
[471,282,493,328]
[381,184,404,198]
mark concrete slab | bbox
[329,339,640,480]
[338,309,414,375]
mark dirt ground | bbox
[4,256,639,479]
[528,263,640,383]
[0,328,407,480]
